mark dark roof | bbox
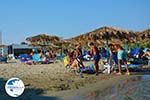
[10,44,40,49]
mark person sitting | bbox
[64,49,72,67]
[32,49,42,63]
[49,50,56,59]
[23,50,35,65]
[42,50,50,64]
[70,60,95,75]
[72,45,85,68]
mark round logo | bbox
[5,77,25,97]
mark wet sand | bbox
[0,60,150,100]
[57,75,150,100]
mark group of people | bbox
[64,42,132,76]
[23,49,56,64]
[108,43,130,75]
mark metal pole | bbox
[106,32,109,48]
[0,32,2,45]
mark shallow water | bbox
[74,75,150,100]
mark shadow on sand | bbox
[0,78,60,100]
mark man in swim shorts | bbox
[116,44,130,75]
[89,42,100,75]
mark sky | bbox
[0,0,150,44]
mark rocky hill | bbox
[26,34,61,48]
[137,29,150,41]
[68,26,137,46]
[25,26,150,48]
[26,34,72,48]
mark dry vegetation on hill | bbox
[25,26,150,48]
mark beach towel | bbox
[80,64,95,74]
[131,48,140,57]
[32,54,42,62]
[18,54,31,62]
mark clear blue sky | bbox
[0,0,150,44]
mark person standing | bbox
[116,44,130,75]
[89,42,100,75]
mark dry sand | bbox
[0,60,150,100]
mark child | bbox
[116,44,130,75]
[88,42,100,75]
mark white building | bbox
[0,45,8,56]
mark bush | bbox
[128,42,150,49]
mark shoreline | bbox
[0,60,150,99]
[53,75,150,100]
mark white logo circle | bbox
[5,77,25,97]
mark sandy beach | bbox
[0,60,150,100]
[0,0,149,100]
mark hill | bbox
[68,26,137,46]
[25,26,150,48]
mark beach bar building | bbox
[8,44,40,57]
